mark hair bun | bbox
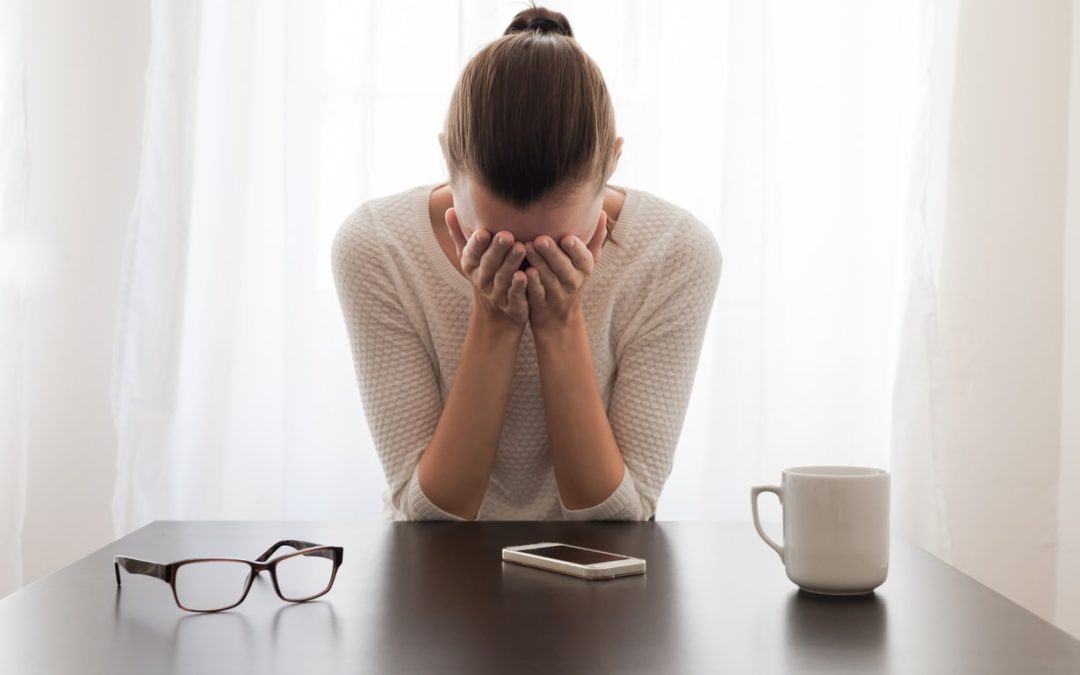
[527,17,565,34]
[505,7,573,38]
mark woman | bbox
[331,5,722,521]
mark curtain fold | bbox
[111,0,376,533]
[110,0,201,535]
[890,0,956,565]
[0,0,30,600]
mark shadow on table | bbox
[783,588,889,672]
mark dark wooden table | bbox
[1,521,1079,673]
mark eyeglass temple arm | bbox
[255,540,335,563]
[114,556,169,587]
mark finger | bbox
[493,242,526,291]
[524,241,559,292]
[445,207,468,259]
[525,267,545,304]
[461,228,490,276]
[509,269,527,304]
[585,210,607,263]
[534,235,579,289]
[558,234,593,275]
[477,230,515,290]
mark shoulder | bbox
[610,190,723,344]
[620,188,723,286]
[330,184,426,278]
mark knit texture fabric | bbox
[331,182,722,521]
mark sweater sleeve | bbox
[560,216,723,521]
[330,203,475,522]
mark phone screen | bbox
[523,545,629,565]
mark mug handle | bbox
[751,485,785,563]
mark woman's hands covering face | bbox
[522,210,607,333]
[444,206,607,332]
[445,207,529,329]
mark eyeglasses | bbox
[114,540,344,613]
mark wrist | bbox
[470,305,525,343]
[531,306,586,349]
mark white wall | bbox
[8,0,148,595]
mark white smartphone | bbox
[501,542,646,580]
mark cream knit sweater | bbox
[331,181,722,521]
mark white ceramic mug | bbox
[751,466,889,595]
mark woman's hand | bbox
[445,207,529,329]
[523,210,607,334]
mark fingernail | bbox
[537,239,549,250]
[562,239,574,249]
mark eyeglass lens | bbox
[275,551,336,601]
[174,551,336,611]
[175,561,252,612]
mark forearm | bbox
[532,307,626,510]
[417,308,522,519]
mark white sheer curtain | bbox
[4,0,1078,638]
[657,1,924,520]
[894,0,1079,633]
[112,0,926,532]
[111,0,373,525]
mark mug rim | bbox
[783,465,888,478]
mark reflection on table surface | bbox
[1,521,1078,674]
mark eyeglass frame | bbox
[114,539,345,613]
